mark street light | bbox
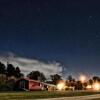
[79,75,86,83]
[79,75,86,90]
[57,80,66,91]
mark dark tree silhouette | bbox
[0,62,6,74]
[51,74,62,84]
[0,62,6,82]
[92,76,100,82]
[6,64,15,77]
[89,79,93,85]
[15,67,22,78]
[20,73,24,78]
[39,73,46,82]
[75,81,82,90]
[67,75,73,82]
[67,75,76,87]
[27,71,46,82]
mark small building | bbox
[43,83,57,91]
[15,78,44,91]
[15,78,56,91]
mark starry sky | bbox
[0,0,100,77]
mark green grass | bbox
[0,91,100,100]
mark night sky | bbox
[0,0,100,77]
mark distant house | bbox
[15,78,56,91]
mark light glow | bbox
[57,81,66,91]
[93,82,100,91]
[79,75,86,83]
[86,85,92,89]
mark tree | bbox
[0,62,6,82]
[0,62,6,74]
[75,81,82,90]
[50,74,62,85]
[92,76,100,82]
[6,64,15,77]
[27,71,46,82]
[67,75,73,82]
[67,75,76,87]
[15,67,22,78]
[20,73,24,78]
[89,79,93,85]
[39,73,46,82]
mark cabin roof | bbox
[19,77,41,83]
[18,77,56,87]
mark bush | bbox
[0,79,15,91]
[0,82,11,91]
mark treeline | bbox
[0,62,24,91]
[0,61,62,91]
[0,62,24,78]
[0,61,100,91]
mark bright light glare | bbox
[57,82,65,91]
[79,75,86,83]
[86,85,92,89]
[93,83,100,91]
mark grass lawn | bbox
[0,91,100,100]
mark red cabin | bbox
[15,78,46,91]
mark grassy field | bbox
[0,91,100,100]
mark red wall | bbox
[29,81,43,90]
